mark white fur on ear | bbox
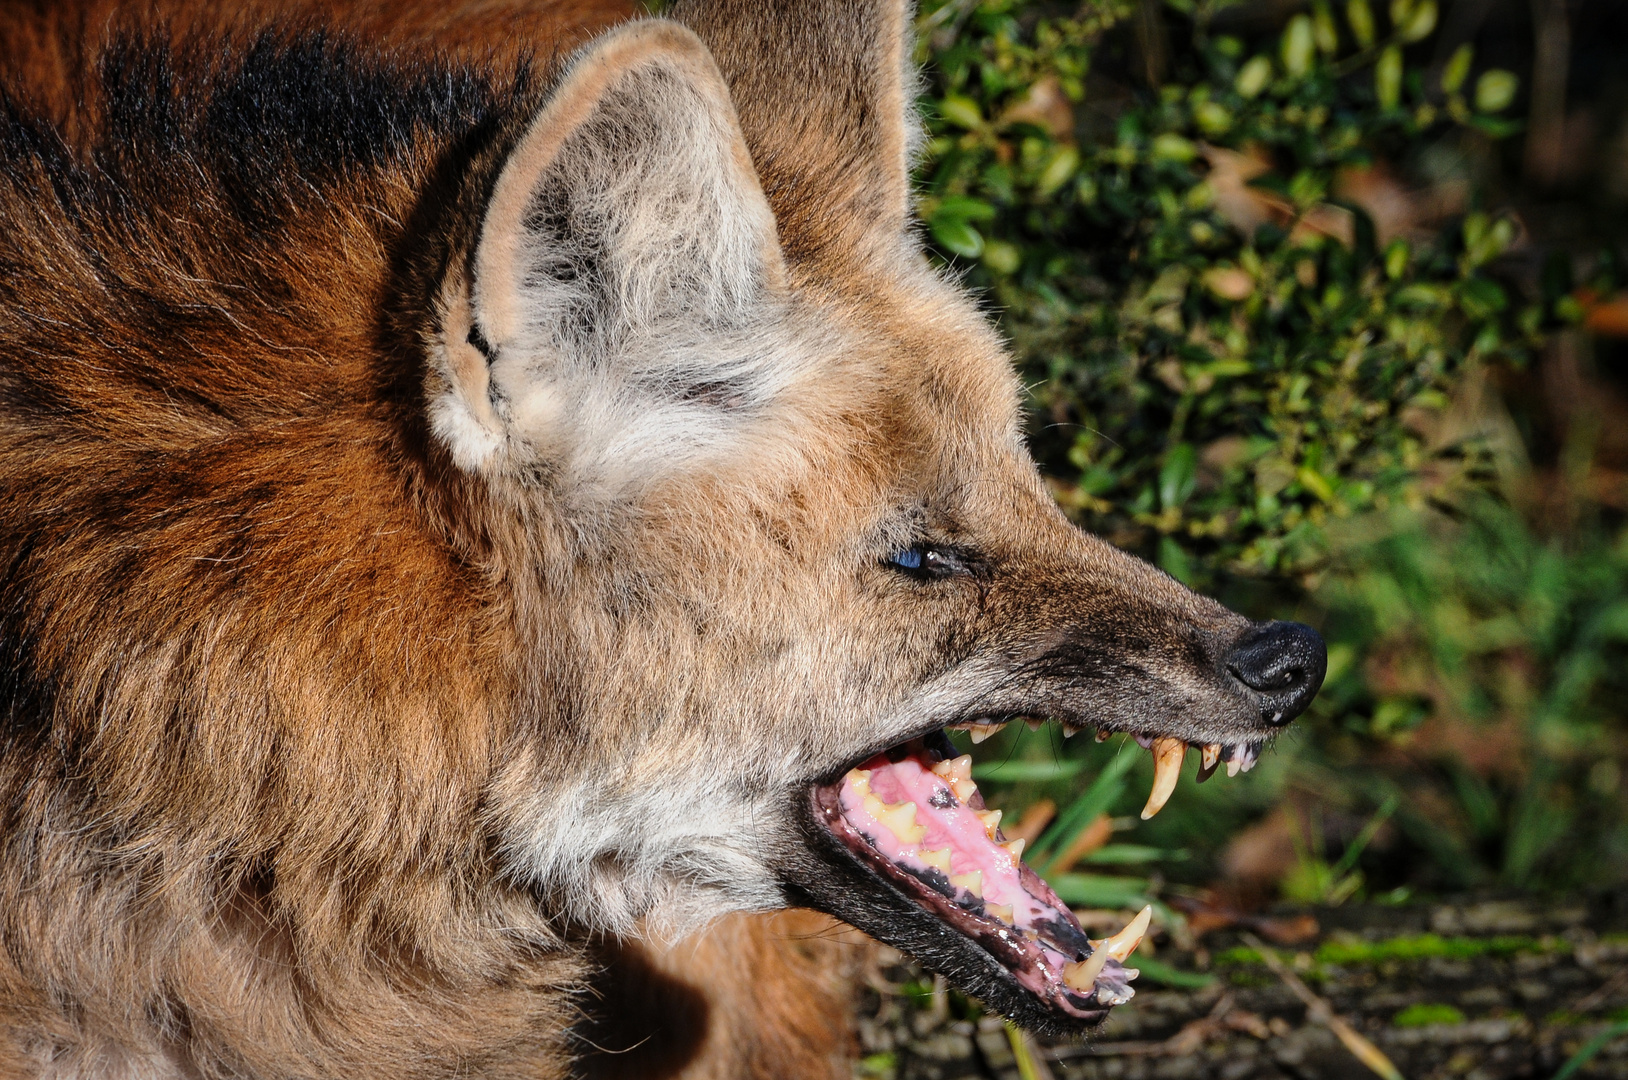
[430,20,801,492]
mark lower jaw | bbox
[795,730,1163,1031]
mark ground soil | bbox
[856,894,1628,1080]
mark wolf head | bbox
[420,2,1326,1033]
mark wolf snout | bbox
[1224,620,1327,726]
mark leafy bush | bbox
[916,0,1537,579]
[919,1,1628,901]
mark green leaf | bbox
[1441,43,1473,94]
[1313,3,1340,55]
[1194,101,1233,137]
[1376,45,1403,110]
[982,239,1023,275]
[1045,873,1151,909]
[1127,956,1216,989]
[1281,16,1315,78]
[971,759,1086,782]
[1035,145,1080,196]
[1034,751,1139,864]
[1475,69,1518,113]
[1158,536,1193,585]
[930,218,984,258]
[934,195,997,222]
[1235,56,1273,99]
[1150,134,1198,163]
[1160,443,1198,510]
[1397,0,1437,43]
[938,93,984,130]
[1346,0,1375,47]
[1081,844,1188,865]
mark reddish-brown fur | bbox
[0,4,863,1077]
[0,2,1306,1076]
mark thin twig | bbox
[1240,933,1405,1080]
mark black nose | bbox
[1225,620,1327,726]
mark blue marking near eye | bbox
[890,547,923,570]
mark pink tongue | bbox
[838,752,1080,958]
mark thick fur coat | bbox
[0,2,1324,1077]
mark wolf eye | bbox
[889,547,924,570]
[885,546,967,579]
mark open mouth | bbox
[805,721,1269,1029]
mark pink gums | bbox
[839,752,1083,982]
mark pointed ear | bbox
[669,0,918,268]
[428,20,791,478]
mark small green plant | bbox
[1392,1003,1466,1028]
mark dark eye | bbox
[885,545,966,579]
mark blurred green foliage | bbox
[917,0,1537,579]
[921,0,1628,903]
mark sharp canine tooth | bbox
[976,809,1002,836]
[1095,730,1112,743]
[1104,905,1153,961]
[1025,717,1044,731]
[1062,723,1080,738]
[1226,745,1243,778]
[932,755,973,784]
[1140,736,1186,820]
[1003,838,1026,862]
[949,870,983,896]
[921,847,952,872]
[968,722,1007,744]
[1196,743,1221,785]
[1063,948,1111,992]
[951,778,978,803]
[987,903,1014,923]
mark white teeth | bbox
[1240,743,1261,772]
[949,870,983,897]
[1140,736,1186,820]
[1225,745,1243,778]
[1103,904,1153,961]
[932,755,979,803]
[1063,948,1110,992]
[976,808,1002,836]
[968,722,1007,744]
[1062,723,1081,738]
[1025,717,1044,731]
[987,903,1014,923]
[1201,744,1221,771]
[864,794,926,843]
[920,847,953,873]
[1002,838,1026,862]
[880,801,926,844]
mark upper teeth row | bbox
[944,721,1263,820]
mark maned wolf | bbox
[0,0,1328,1077]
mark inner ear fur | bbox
[432,19,791,475]
[471,19,785,350]
[669,0,918,270]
